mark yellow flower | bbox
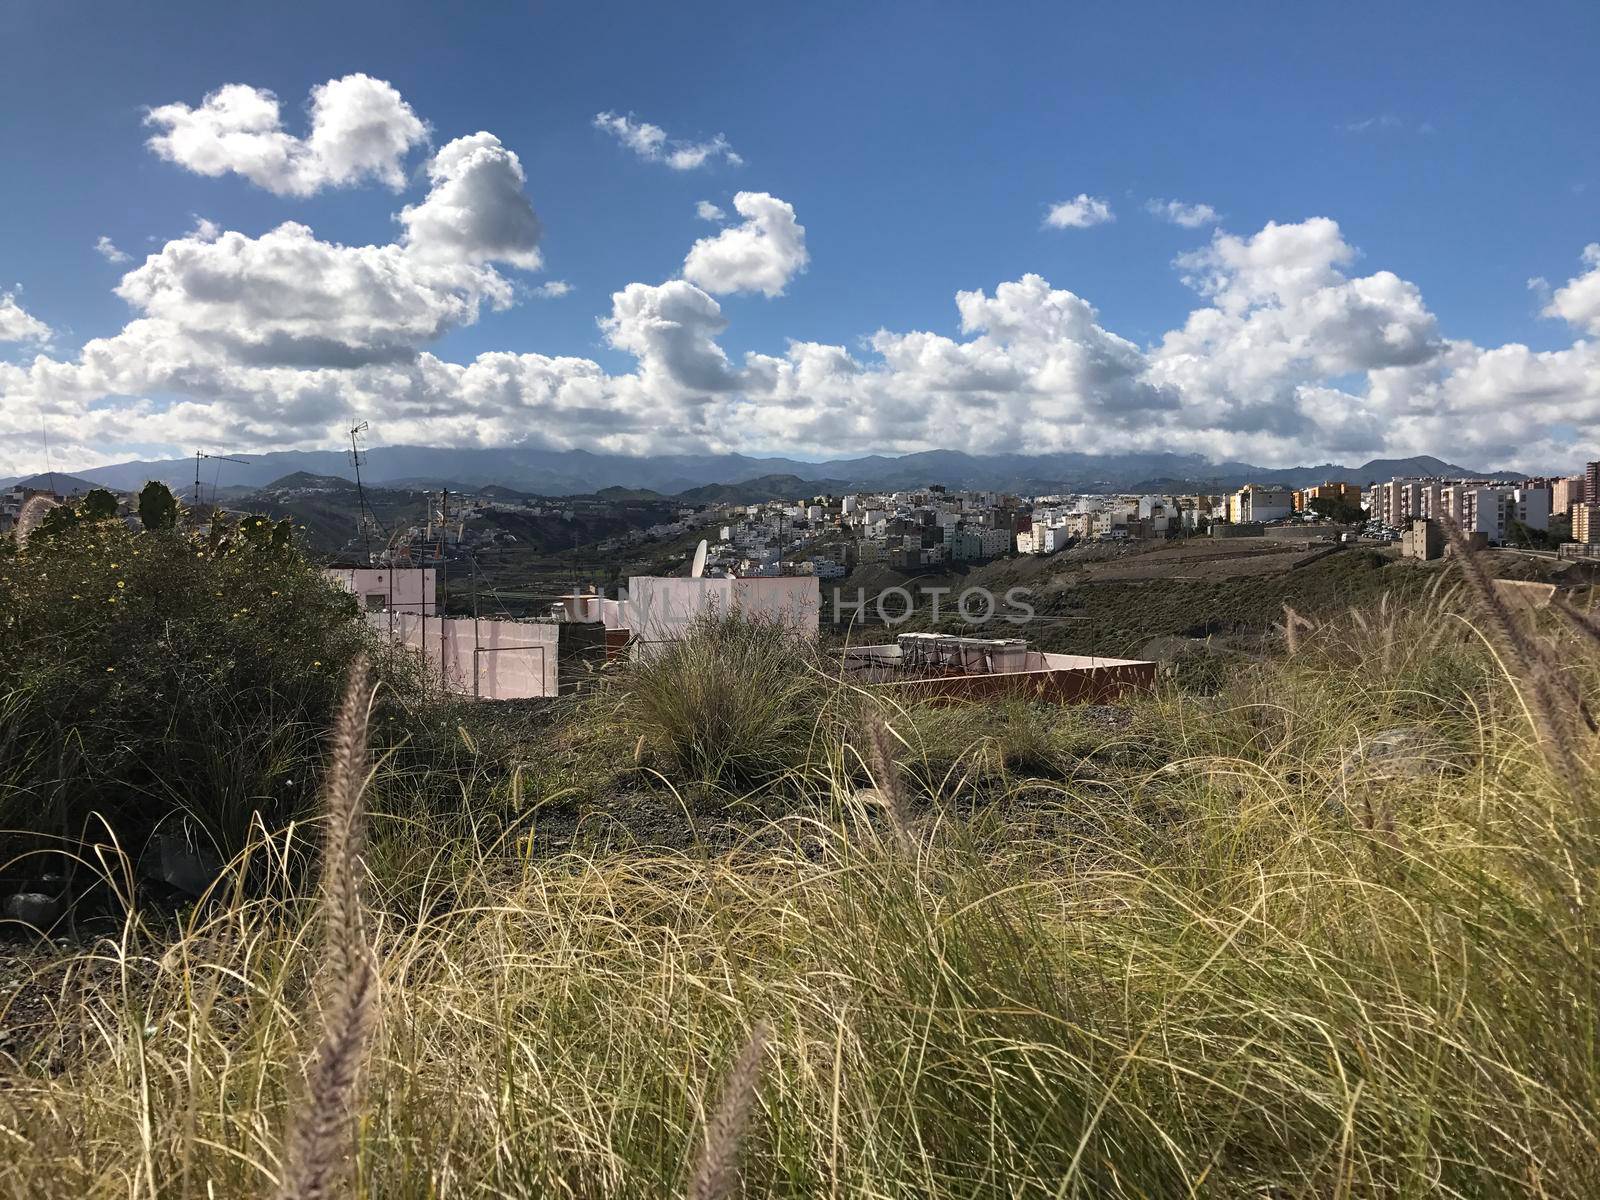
[106,666,115,673]
[312,660,322,667]
[116,580,125,589]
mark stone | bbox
[1,892,65,929]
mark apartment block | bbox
[1575,504,1600,545]
[1293,480,1362,511]
[1553,476,1585,518]
[1226,484,1293,524]
[1370,477,1546,543]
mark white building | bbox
[1228,485,1293,524]
[1428,482,1551,543]
[980,528,1013,558]
[624,574,820,650]
[324,566,436,614]
[1513,486,1551,532]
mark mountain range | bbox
[3,448,1522,500]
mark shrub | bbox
[136,481,180,533]
[0,511,376,874]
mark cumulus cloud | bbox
[145,73,428,196]
[1150,218,1441,444]
[1146,199,1219,228]
[398,133,543,269]
[601,280,738,393]
[695,200,726,222]
[1545,243,1600,335]
[593,111,741,170]
[534,280,572,298]
[0,292,51,344]
[681,192,807,297]
[111,221,515,367]
[10,122,1600,485]
[93,130,542,376]
[1044,194,1113,229]
[95,236,132,264]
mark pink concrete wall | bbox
[369,612,557,699]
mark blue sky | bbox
[2,0,1598,474]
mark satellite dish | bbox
[691,539,708,578]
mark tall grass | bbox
[2,591,1598,1197]
[602,609,832,797]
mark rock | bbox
[139,830,224,898]
[1340,727,1463,788]
[1,892,65,929]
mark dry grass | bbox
[275,658,379,1200]
[1,588,1598,1197]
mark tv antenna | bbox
[691,538,708,578]
[192,450,250,516]
[38,408,57,495]
[348,421,386,556]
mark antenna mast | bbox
[192,450,250,522]
[348,421,386,558]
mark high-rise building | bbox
[1586,461,1600,507]
[1553,476,1585,518]
[1575,504,1600,545]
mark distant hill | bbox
[259,471,357,492]
[5,472,105,495]
[50,445,1536,499]
[673,474,852,505]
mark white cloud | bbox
[1150,219,1441,445]
[695,200,726,222]
[1146,199,1220,228]
[41,130,543,377]
[95,236,132,264]
[1340,114,1403,134]
[1044,194,1113,229]
[0,291,51,343]
[593,111,741,170]
[111,221,515,366]
[681,192,807,297]
[398,133,543,270]
[601,280,738,393]
[535,280,572,298]
[12,96,1600,487]
[145,73,428,197]
[1544,243,1600,335]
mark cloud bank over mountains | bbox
[3,73,1599,476]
